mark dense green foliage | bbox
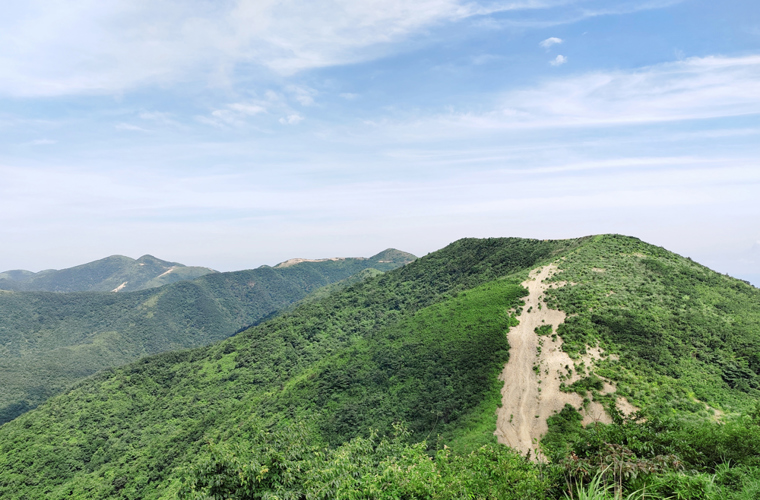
[0,250,414,424]
[2,235,760,499]
[0,237,576,499]
[279,277,528,450]
[0,254,216,293]
[542,405,760,499]
[179,424,549,500]
[537,234,760,498]
[545,234,760,415]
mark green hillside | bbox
[1,236,759,499]
[545,235,760,415]
[0,250,415,425]
[0,254,218,293]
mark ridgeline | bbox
[0,249,415,424]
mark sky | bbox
[1,0,759,285]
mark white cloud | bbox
[0,0,679,96]
[539,37,562,49]
[340,93,359,100]
[279,114,304,125]
[549,54,567,66]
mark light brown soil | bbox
[111,281,128,293]
[156,266,177,278]
[494,264,637,459]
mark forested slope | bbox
[0,249,414,424]
[1,236,760,499]
[0,237,577,499]
[545,234,760,415]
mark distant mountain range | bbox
[0,248,416,424]
[0,254,217,293]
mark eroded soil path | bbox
[494,264,634,459]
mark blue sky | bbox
[1,0,759,285]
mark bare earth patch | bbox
[156,266,177,278]
[494,264,637,459]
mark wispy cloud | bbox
[286,85,318,106]
[280,114,304,125]
[420,54,760,131]
[197,100,268,128]
[539,37,563,48]
[0,0,682,97]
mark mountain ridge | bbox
[0,254,217,293]
[0,249,416,425]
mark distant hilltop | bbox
[275,257,350,268]
[274,248,416,269]
[0,254,217,293]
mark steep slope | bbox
[1,236,759,499]
[0,254,216,293]
[0,249,415,424]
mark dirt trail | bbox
[494,264,634,459]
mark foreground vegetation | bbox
[1,236,758,499]
[179,410,760,500]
